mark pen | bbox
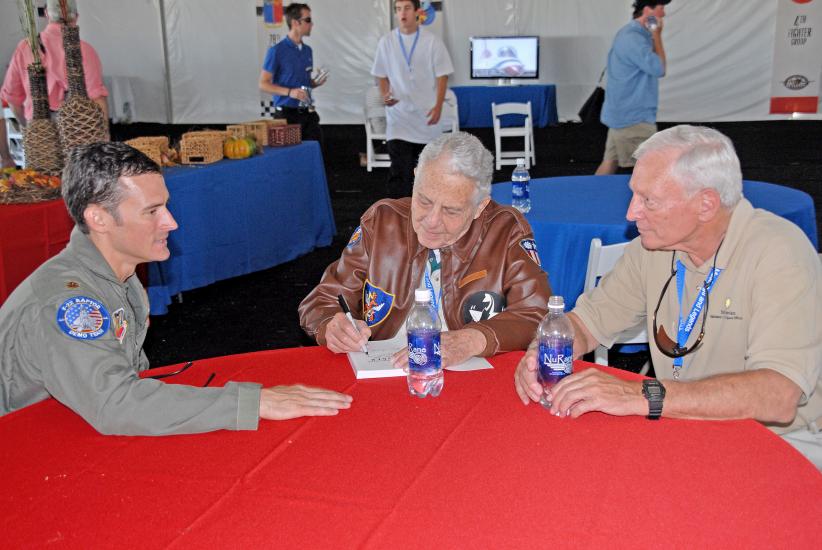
[337,294,368,355]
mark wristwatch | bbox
[642,380,666,420]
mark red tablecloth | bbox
[2,347,820,548]
[0,198,74,304]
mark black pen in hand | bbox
[337,294,368,354]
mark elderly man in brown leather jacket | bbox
[299,131,551,367]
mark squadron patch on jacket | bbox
[112,308,128,344]
[519,238,541,266]
[463,291,506,323]
[363,279,394,327]
[56,296,111,340]
[347,226,362,249]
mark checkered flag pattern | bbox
[260,100,277,118]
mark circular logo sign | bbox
[783,74,811,90]
[56,296,111,340]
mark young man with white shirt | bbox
[371,0,454,198]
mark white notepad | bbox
[347,331,493,379]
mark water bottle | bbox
[299,85,313,109]
[406,289,443,398]
[512,158,531,213]
[645,15,659,31]
[537,295,574,410]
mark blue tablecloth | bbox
[491,175,818,309]
[451,85,558,128]
[147,142,336,315]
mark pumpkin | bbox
[224,136,257,159]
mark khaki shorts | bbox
[603,123,657,168]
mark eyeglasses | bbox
[651,247,720,359]
[148,360,215,387]
[299,17,312,23]
[148,360,194,379]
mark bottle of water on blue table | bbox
[406,289,443,398]
[537,295,574,410]
[512,158,531,213]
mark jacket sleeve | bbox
[471,221,551,355]
[28,298,261,436]
[299,213,375,346]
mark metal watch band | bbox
[643,380,665,420]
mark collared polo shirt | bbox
[573,199,822,434]
[601,20,665,129]
[262,36,313,108]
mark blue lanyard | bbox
[397,28,420,71]
[673,260,722,367]
[423,269,442,312]
[424,249,442,312]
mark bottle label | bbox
[512,181,529,199]
[408,330,441,372]
[538,341,573,381]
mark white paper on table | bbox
[347,331,493,379]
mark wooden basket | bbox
[268,124,302,147]
[125,136,169,167]
[180,131,225,164]
[225,125,248,140]
[242,121,270,146]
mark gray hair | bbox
[634,125,743,208]
[415,132,494,204]
[62,142,160,234]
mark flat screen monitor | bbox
[470,36,539,79]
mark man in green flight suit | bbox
[0,142,351,435]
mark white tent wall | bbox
[1,0,819,124]
[81,0,167,122]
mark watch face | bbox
[643,380,665,399]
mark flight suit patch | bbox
[462,291,506,323]
[56,296,111,340]
[519,238,541,266]
[362,279,394,327]
[112,308,128,344]
[347,226,362,249]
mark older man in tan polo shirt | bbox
[515,125,822,469]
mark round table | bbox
[491,175,818,308]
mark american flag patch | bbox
[519,238,541,266]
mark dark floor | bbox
[131,120,822,373]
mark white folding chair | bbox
[364,86,390,172]
[440,89,459,134]
[583,238,649,375]
[3,107,25,168]
[491,101,535,170]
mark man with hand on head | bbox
[515,125,822,470]
[300,131,551,369]
[0,142,351,435]
[371,0,454,198]
[595,0,669,175]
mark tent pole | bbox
[159,0,174,124]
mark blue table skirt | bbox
[147,142,336,315]
[451,85,558,128]
[491,175,818,309]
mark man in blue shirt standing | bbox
[595,0,669,175]
[259,3,328,144]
